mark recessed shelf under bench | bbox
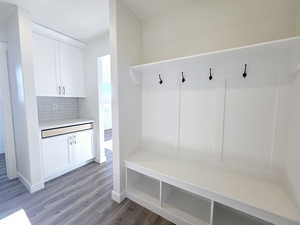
[124,151,300,225]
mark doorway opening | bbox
[98,55,112,163]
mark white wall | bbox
[110,0,142,202]
[6,8,43,192]
[0,42,17,178]
[0,43,6,155]
[297,2,300,35]
[286,74,300,207]
[141,0,300,63]
[79,32,109,163]
[0,26,7,42]
[0,92,4,154]
[0,110,3,154]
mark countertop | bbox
[39,119,94,130]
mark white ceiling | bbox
[0,0,109,42]
[121,0,196,20]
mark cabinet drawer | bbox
[41,123,93,138]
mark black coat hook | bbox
[181,72,186,83]
[209,68,213,80]
[243,64,247,79]
[159,74,163,85]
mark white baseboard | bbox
[111,190,126,203]
[44,159,95,182]
[94,157,101,164]
[18,172,44,194]
[7,173,18,180]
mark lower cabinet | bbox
[42,129,94,181]
[70,130,94,165]
[42,134,71,180]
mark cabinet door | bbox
[33,33,59,96]
[59,42,86,97]
[42,135,71,179]
[72,130,94,165]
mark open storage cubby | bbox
[126,168,160,207]
[162,183,211,225]
[213,203,273,225]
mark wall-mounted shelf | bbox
[125,150,300,225]
[130,36,300,85]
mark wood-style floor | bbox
[0,153,174,225]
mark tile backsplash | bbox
[37,97,80,122]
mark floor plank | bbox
[0,153,174,225]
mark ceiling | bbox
[121,0,196,20]
[0,0,109,42]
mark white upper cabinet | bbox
[59,42,86,97]
[33,29,86,97]
[33,33,59,97]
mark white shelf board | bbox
[124,151,300,225]
[163,188,211,225]
[130,36,300,85]
[131,36,300,71]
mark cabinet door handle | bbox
[63,86,66,95]
[68,136,72,162]
[58,86,61,95]
[74,135,77,145]
[69,136,72,145]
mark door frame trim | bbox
[0,42,17,179]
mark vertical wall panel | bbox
[179,73,225,160]
[223,80,277,171]
[141,67,180,154]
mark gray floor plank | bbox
[0,153,174,225]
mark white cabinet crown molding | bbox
[32,23,87,49]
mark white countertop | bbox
[39,119,94,130]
